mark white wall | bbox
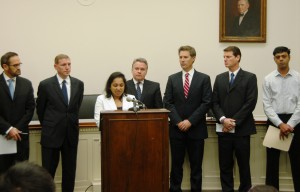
[1,0,299,118]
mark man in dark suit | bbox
[0,52,35,174]
[228,0,260,36]
[36,54,84,192]
[212,46,258,192]
[127,58,163,109]
[163,45,212,192]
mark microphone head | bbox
[126,97,135,102]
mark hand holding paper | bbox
[263,126,294,151]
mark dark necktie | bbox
[136,82,142,100]
[229,73,235,87]
[184,73,190,98]
[8,79,15,99]
[62,80,68,105]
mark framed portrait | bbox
[219,0,267,42]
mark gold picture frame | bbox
[219,0,267,42]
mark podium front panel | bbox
[100,110,169,192]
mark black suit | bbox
[163,70,212,192]
[0,73,35,173]
[229,11,260,37]
[36,75,84,192]
[212,69,257,192]
[126,79,163,109]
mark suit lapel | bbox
[13,76,22,100]
[128,79,138,99]
[52,76,67,106]
[229,69,243,91]
[107,96,117,109]
[140,80,149,100]
[69,77,78,106]
[176,72,185,99]
[188,71,199,99]
[0,73,11,99]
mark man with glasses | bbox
[0,52,35,174]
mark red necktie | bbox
[184,73,189,98]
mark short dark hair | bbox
[105,72,127,98]
[0,162,55,192]
[224,46,242,62]
[273,46,290,56]
[1,52,18,68]
[178,45,196,57]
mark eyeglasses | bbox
[8,63,22,68]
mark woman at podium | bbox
[94,72,135,127]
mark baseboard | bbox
[91,182,101,192]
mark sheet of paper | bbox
[0,135,17,155]
[263,125,293,152]
[216,123,235,133]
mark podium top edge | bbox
[100,108,170,114]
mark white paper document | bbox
[216,123,235,133]
[0,135,17,155]
[263,125,293,152]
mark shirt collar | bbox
[133,79,144,85]
[183,68,195,76]
[56,74,70,84]
[3,72,16,82]
[229,67,240,76]
[275,69,294,77]
[241,10,248,16]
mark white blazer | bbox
[94,94,135,127]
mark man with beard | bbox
[0,52,35,174]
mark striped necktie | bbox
[136,82,142,100]
[184,73,189,98]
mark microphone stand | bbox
[132,100,139,113]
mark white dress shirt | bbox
[56,74,71,104]
[182,68,194,86]
[133,79,144,93]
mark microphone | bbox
[126,97,138,103]
[126,97,146,110]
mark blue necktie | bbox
[229,73,235,86]
[8,79,15,99]
[62,80,68,105]
[136,82,142,100]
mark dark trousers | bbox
[218,135,251,192]
[169,138,204,192]
[42,139,78,192]
[266,115,300,191]
[0,138,29,174]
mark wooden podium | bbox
[100,109,169,192]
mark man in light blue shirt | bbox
[263,46,300,191]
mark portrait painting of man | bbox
[220,0,266,42]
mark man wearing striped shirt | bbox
[263,46,300,191]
